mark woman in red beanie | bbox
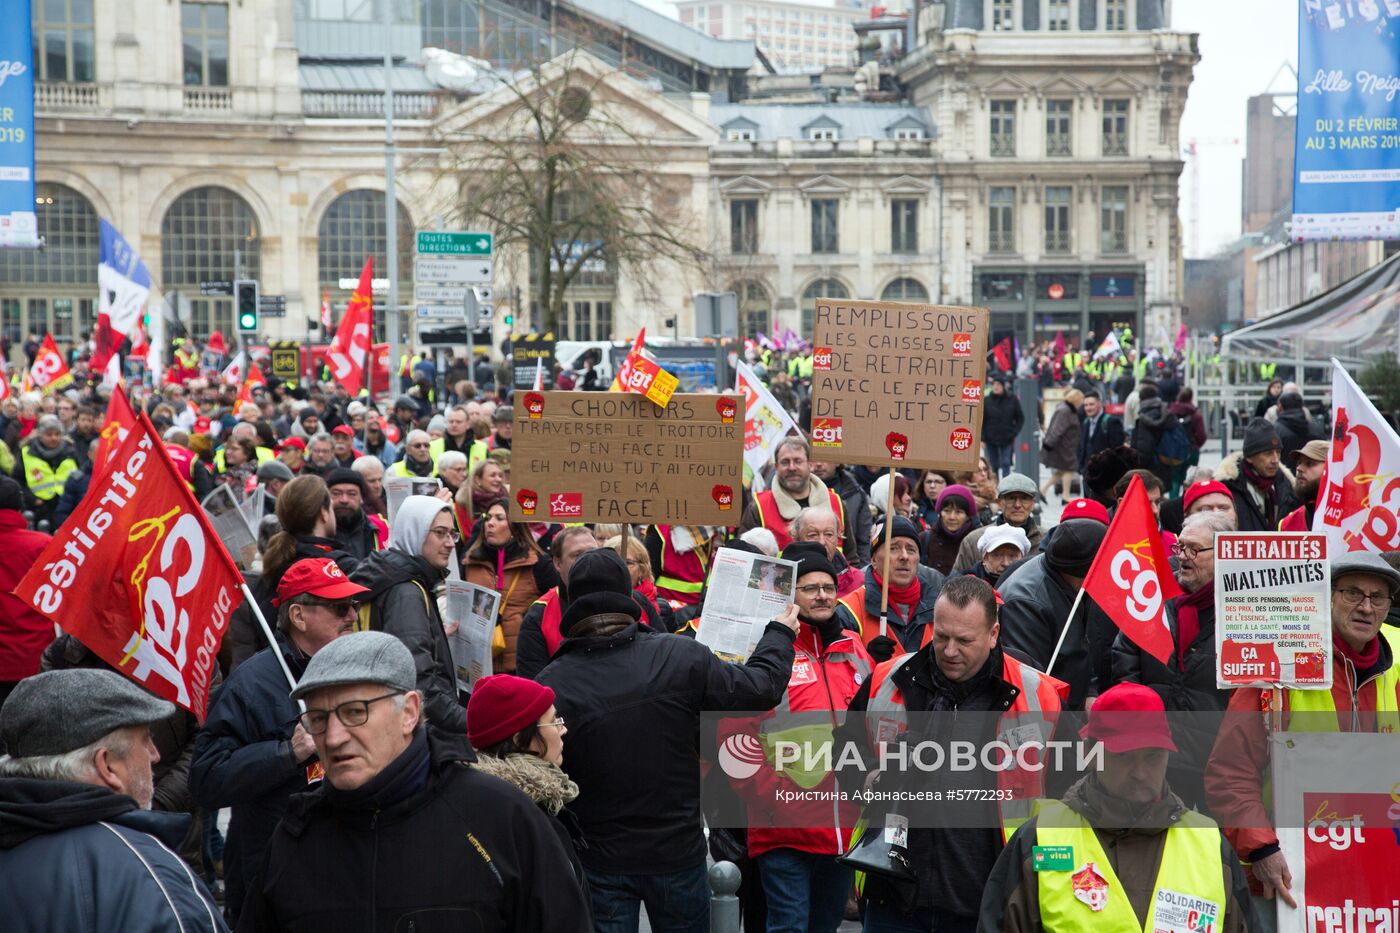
[467,674,588,895]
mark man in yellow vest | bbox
[978,682,1255,933]
[843,576,1065,931]
[20,416,78,528]
[1205,551,1400,928]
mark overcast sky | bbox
[1175,0,1298,257]
[639,0,1296,257]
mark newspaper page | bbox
[445,580,500,692]
[696,547,797,662]
[201,484,257,569]
[385,475,442,524]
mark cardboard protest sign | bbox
[1273,733,1400,933]
[809,299,989,471]
[1214,533,1331,689]
[510,391,744,524]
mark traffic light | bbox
[504,312,513,326]
[235,279,259,333]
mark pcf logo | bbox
[550,492,584,519]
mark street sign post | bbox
[414,256,492,284]
[415,231,493,255]
[200,280,233,297]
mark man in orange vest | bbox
[843,575,1065,932]
[738,437,857,559]
[514,527,599,680]
[838,516,946,659]
[1278,439,1328,532]
[647,524,714,608]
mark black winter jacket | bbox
[191,638,311,921]
[0,779,225,932]
[1215,452,1300,533]
[332,508,379,561]
[982,389,1025,447]
[538,618,796,874]
[1275,408,1327,464]
[350,549,473,760]
[1110,593,1230,811]
[998,554,1096,709]
[238,733,590,933]
[1077,411,1125,473]
[826,466,874,564]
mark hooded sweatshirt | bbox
[350,496,472,759]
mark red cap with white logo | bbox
[273,558,369,606]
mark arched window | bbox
[162,186,260,341]
[731,280,771,339]
[881,277,930,302]
[318,190,415,342]
[800,278,848,336]
[0,183,99,350]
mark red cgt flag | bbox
[326,258,374,397]
[1080,475,1183,666]
[30,334,73,394]
[14,408,244,721]
[94,384,140,478]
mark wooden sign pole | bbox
[878,465,896,637]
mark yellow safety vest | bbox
[1286,661,1400,734]
[389,458,438,479]
[214,445,275,472]
[22,447,77,501]
[428,436,487,473]
[1036,800,1226,933]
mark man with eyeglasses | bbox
[1207,551,1400,930]
[389,429,436,478]
[717,542,873,933]
[239,631,590,932]
[192,558,369,925]
[1111,509,1236,810]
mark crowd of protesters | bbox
[0,329,1392,933]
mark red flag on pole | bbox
[327,259,374,397]
[993,336,1014,373]
[236,363,266,408]
[1080,475,1183,666]
[320,289,333,332]
[13,408,244,721]
[30,334,74,394]
[94,384,140,478]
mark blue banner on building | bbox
[0,0,38,249]
[1293,1,1400,241]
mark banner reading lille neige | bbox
[1293,1,1400,241]
[0,0,39,249]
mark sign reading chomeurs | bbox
[510,391,744,524]
[1213,532,1331,689]
[810,300,989,470]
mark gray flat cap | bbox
[290,631,416,701]
[0,669,175,758]
[1331,551,1400,596]
[997,473,1037,498]
[256,460,295,483]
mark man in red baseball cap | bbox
[190,557,369,924]
[978,682,1255,932]
[277,436,306,474]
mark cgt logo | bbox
[886,432,908,461]
[713,484,734,510]
[550,492,584,519]
[813,346,833,370]
[812,418,843,447]
[951,334,973,358]
[1110,539,1164,624]
[516,488,539,516]
[523,392,545,419]
[950,427,974,451]
[962,380,983,404]
[715,398,737,424]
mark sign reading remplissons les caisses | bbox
[509,391,744,525]
[809,299,989,471]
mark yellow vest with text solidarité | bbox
[1036,799,1226,933]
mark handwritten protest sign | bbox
[1214,533,1331,689]
[809,299,989,470]
[510,391,744,524]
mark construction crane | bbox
[1182,136,1242,258]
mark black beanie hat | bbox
[559,548,641,638]
[781,542,837,585]
[1242,417,1282,457]
[0,475,22,512]
[872,515,922,553]
[1045,519,1108,577]
[323,467,365,493]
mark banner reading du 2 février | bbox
[1293,1,1400,241]
[0,0,39,249]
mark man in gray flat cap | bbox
[238,631,590,933]
[0,669,227,932]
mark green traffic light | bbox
[504,314,513,326]
[239,312,257,329]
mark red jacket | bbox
[1205,641,1400,893]
[717,623,872,858]
[0,511,55,681]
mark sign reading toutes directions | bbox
[416,231,492,256]
[414,230,494,301]
[809,299,989,471]
[510,391,744,525]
